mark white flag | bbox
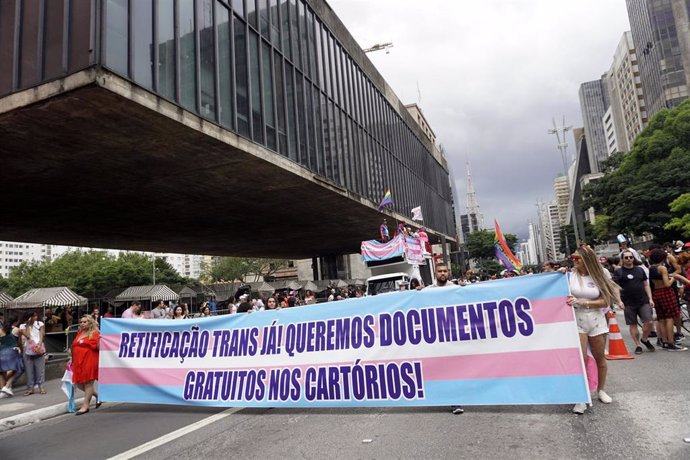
[411,206,423,221]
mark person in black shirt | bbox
[613,250,655,354]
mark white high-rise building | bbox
[539,203,563,262]
[553,175,570,227]
[604,31,648,154]
[526,222,541,266]
[0,240,205,280]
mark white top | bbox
[569,271,601,301]
[19,321,44,343]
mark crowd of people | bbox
[1,237,688,422]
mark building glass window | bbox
[132,0,154,89]
[199,0,216,119]
[306,83,317,170]
[246,0,257,28]
[234,16,250,136]
[298,0,308,74]
[157,0,176,100]
[315,21,324,87]
[262,41,276,150]
[105,0,129,75]
[274,51,287,154]
[69,0,92,72]
[217,3,233,128]
[290,0,299,66]
[306,10,316,82]
[295,73,307,165]
[286,63,298,161]
[270,0,281,46]
[323,31,331,98]
[280,0,290,59]
[248,30,263,143]
[313,86,324,176]
[18,0,40,88]
[259,0,269,37]
[232,0,244,17]
[179,0,197,111]
[43,0,66,81]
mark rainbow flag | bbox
[494,219,523,272]
[377,188,392,211]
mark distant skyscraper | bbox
[626,0,690,117]
[579,78,610,173]
[539,203,563,262]
[605,31,648,153]
[553,175,570,226]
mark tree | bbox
[558,221,601,255]
[203,257,288,283]
[665,192,690,237]
[582,100,690,241]
[475,259,503,277]
[465,229,518,263]
[2,251,188,298]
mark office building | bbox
[627,0,690,117]
[579,78,610,173]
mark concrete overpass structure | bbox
[0,0,456,260]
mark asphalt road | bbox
[1,329,689,459]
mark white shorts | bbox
[574,308,608,337]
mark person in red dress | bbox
[70,315,100,415]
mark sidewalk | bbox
[0,377,85,433]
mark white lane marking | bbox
[107,407,240,459]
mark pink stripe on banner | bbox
[100,334,121,352]
[100,348,582,386]
[420,348,582,381]
[530,297,573,324]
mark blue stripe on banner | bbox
[100,374,588,408]
[102,273,569,335]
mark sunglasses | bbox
[622,256,634,260]
[570,255,582,261]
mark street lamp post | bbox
[152,254,156,285]
[548,117,581,255]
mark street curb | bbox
[0,397,84,433]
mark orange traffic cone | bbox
[605,311,634,360]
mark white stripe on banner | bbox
[99,321,579,369]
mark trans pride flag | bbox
[495,219,523,272]
[98,273,589,408]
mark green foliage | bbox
[582,101,690,241]
[592,215,614,242]
[1,251,188,298]
[465,229,518,262]
[665,192,690,237]
[475,259,503,276]
[558,221,601,255]
[203,257,288,283]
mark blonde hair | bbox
[79,314,99,339]
[576,244,620,306]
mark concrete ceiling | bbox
[0,72,454,259]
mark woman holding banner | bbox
[567,245,620,414]
[70,315,100,415]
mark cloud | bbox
[329,0,630,238]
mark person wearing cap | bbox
[618,240,642,263]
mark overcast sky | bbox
[328,0,631,239]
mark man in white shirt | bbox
[426,264,463,414]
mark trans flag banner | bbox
[99,273,589,407]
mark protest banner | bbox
[99,273,589,407]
